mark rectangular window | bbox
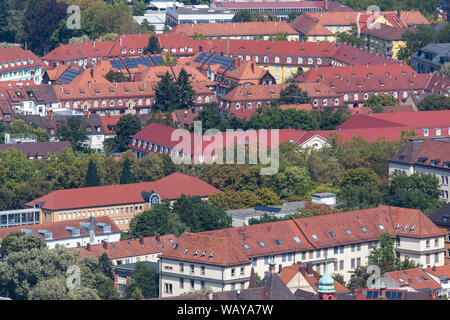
[191,280,194,289]
[201,266,205,275]
[231,269,235,277]
[334,246,338,254]
[164,283,173,294]
[351,258,355,269]
[316,250,320,258]
[435,239,438,247]
[240,267,245,276]
[357,258,361,267]
[340,260,344,270]
[340,246,344,253]
[190,264,194,274]
[180,278,184,289]
[179,263,184,272]
[282,253,286,262]
[287,253,292,261]
[434,253,439,263]
[302,252,306,260]
[426,254,430,265]
[357,243,361,251]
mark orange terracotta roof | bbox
[25,172,222,211]
[71,234,177,260]
[171,21,298,38]
[386,268,442,291]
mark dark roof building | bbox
[0,141,72,161]
[411,43,450,74]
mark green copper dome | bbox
[318,264,335,293]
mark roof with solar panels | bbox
[109,56,164,70]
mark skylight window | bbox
[201,251,206,257]
[293,236,301,243]
[243,244,250,250]
[194,250,199,256]
[173,244,179,250]
[311,234,318,240]
[329,232,336,238]
[422,276,429,281]
[258,241,266,248]
[183,249,188,255]
[208,252,215,259]
[275,239,282,245]
[378,224,385,230]
[396,224,401,230]
[345,229,352,235]
[411,225,416,232]
[361,227,368,233]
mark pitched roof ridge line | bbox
[290,218,317,250]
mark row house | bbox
[0,141,72,162]
[158,205,446,297]
[0,84,60,116]
[189,53,276,97]
[195,39,337,83]
[0,47,44,84]
[25,172,221,232]
[219,82,342,119]
[71,234,177,266]
[170,21,300,41]
[54,82,156,116]
[389,138,450,203]
[0,216,121,249]
[296,66,450,107]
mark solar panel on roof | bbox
[254,206,281,213]
[366,290,379,299]
[58,68,81,84]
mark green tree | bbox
[417,94,450,111]
[232,10,253,22]
[287,11,301,23]
[120,157,136,184]
[347,265,370,290]
[129,201,188,237]
[331,273,346,286]
[341,167,379,188]
[0,232,46,258]
[154,72,180,112]
[144,34,162,55]
[105,70,130,82]
[335,23,365,48]
[278,83,310,105]
[85,159,101,187]
[173,195,232,233]
[176,68,195,110]
[440,62,450,78]
[104,114,142,153]
[363,94,398,107]
[124,262,158,299]
[132,0,147,16]
[388,172,444,214]
[271,32,288,41]
[4,119,50,142]
[134,152,175,182]
[57,117,88,152]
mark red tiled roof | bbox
[71,234,177,260]
[42,41,113,62]
[0,216,120,241]
[25,172,221,211]
[386,268,442,291]
[280,264,351,293]
[99,115,122,135]
[424,265,450,280]
[0,47,43,72]
[371,110,450,129]
[170,21,298,38]
[159,232,251,266]
[290,13,334,36]
[219,1,324,9]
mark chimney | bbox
[155,234,160,243]
[102,240,108,250]
[86,243,91,251]
[325,0,328,11]
[306,262,313,276]
[139,236,144,246]
[432,265,436,272]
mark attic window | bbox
[411,225,416,231]
[208,252,215,259]
[395,224,401,230]
[311,234,318,240]
[329,231,336,238]
[293,236,301,243]
[418,157,427,164]
[275,239,282,245]
[243,244,250,250]
[183,249,188,255]
[258,241,266,248]
[379,224,385,230]
[194,250,199,256]
[430,159,440,166]
[345,229,352,235]
[201,251,206,257]
[399,155,405,160]
[361,227,368,233]
[404,224,409,231]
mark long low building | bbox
[25,172,222,231]
[158,205,446,297]
[0,216,121,249]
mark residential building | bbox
[279,262,351,294]
[388,137,450,202]
[25,172,221,231]
[428,203,450,264]
[219,82,342,119]
[0,216,121,249]
[411,43,450,74]
[423,265,450,297]
[0,47,43,84]
[226,201,306,227]
[217,1,325,20]
[71,234,177,265]
[384,268,443,295]
[195,39,337,83]
[0,141,72,162]
[360,24,410,59]
[165,6,235,28]
[158,205,445,297]
[170,21,300,41]
[311,193,336,205]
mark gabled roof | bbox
[390,138,450,169]
[71,234,177,260]
[0,141,72,159]
[428,203,450,227]
[0,47,43,72]
[25,172,221,211]
[385,268,442,291]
